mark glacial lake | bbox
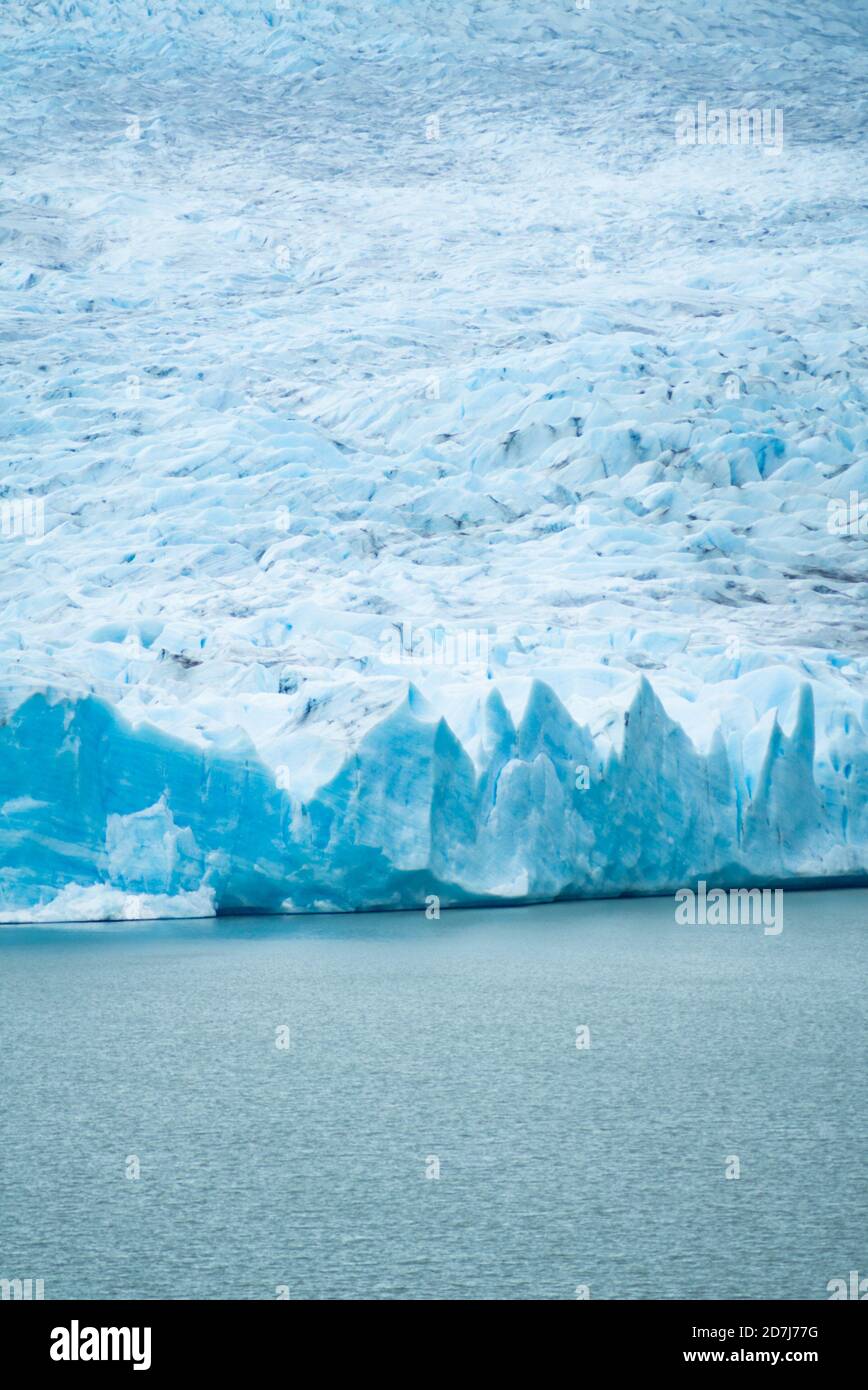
[1,889,865,1300]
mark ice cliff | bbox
[1,1,867,920]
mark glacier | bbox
[1,0,867,921]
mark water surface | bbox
[1,890,864,1299]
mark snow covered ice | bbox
[1,0,867,921]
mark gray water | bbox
[1,890,865,1300]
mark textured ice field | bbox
[2,0,868,920]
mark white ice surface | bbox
[1,1,867,919]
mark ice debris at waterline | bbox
[2,1,868,922]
